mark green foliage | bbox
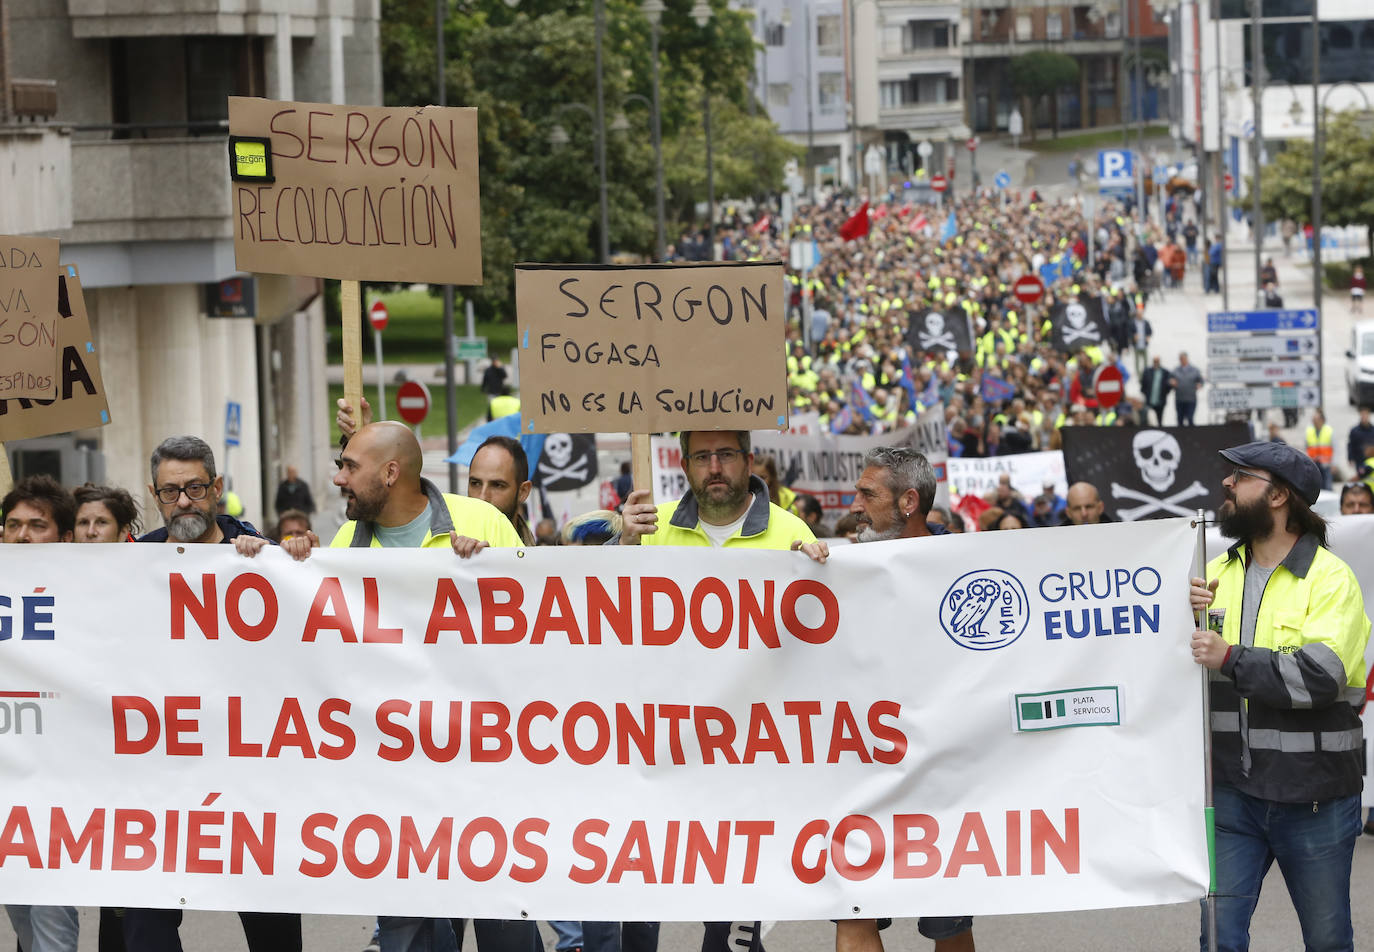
[1008,51,1080,139]
[380,0,796,318]
[1255,110,1374,261]
[1324,257,1373,292]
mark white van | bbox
[1345,319,1374,407]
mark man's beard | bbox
[693,472,750,523]
[1218,492,1273,542]
[166,508,211,542]
[856,501,906,543]
[343,480,386,523]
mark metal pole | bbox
[1194,509,1218,952]
[705,89,715,257]
[374,328,387,421]
[1311,8,1322,350]
[1250,0,1262,306]
[650,19,667,261]
[437,0,458,492]
[1215,15,1229,311]
[1133,8,1145,217]
[805,4,815,204]
[595,0,610,264]
[464,296,477,390]
[1121,0,1130,148]
[848,0,860,193]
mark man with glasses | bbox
[131,434,304,951]
[616,429,824,952]
[1188,440,1370,952]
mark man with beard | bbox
[616,428,824,952]
[131,435,306,952]
[468,435,535,545]
[1188,440,1369,952]
[842,446,975,952]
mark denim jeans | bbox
[122,909,301,952]
[549,921,584,952]
[5,905,79,952]
[1202,784,1360,952]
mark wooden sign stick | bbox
[340,280,364,439]
[0,443,12,497]
[631,433,652,494]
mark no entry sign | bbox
[396,379,431,424]
[369,300,389,332]
[931,174,948,193]
[1094,364,1124,409]
[1013,274,1045,304]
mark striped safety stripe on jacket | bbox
[1207,534,1371,802]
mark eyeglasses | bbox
[686,449,743,466]
[1228,467,1272,485]
[154,482,213,504]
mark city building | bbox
[0,0,380,525]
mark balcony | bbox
[0,125,73,234]
[878,101,965,131]
[69,133,232,244]
[65,0,321,39]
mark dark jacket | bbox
[1141,365,1174,408]
[138,514,264,544]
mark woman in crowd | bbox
[73,483,139,543]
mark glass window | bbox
[765,22,785,46]
[768,83,791,108]
[817,14,843,56]
[1245,20,1374,85]
[1046,13,1063,40]
[818,71,844,113]
[1016,14,1031,40]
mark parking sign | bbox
[1097,149,1134,196]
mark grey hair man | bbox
[849,445,942,541]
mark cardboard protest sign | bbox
[227,98,482,285]
[514,263,787,433]
[0,265,111,441]
[0,236,60,400]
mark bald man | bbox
[331,421,520,552]
[1058,481,1111,526]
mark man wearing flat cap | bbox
[1189,440,1370,952]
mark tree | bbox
[1256,110,1374,259]
[1008,51,1080,141]
[379,0,796,316]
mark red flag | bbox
[909,213,929,234]
[838,202,870,241]
[751,215,771,235]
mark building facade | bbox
[0,0,381,529]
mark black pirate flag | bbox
[905,307,974,355]
[1048,298,1110,354]
[1061,424,1249,522]
[533,432,599,492]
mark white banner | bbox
[0,524,1207,918]
[948,451,1067,503]
[652,408,949,519]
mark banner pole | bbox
[1193,508,1218,952]
[631,433,652,497]
[341,280,364,445]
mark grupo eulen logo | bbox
[939,569,1030,650]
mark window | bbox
[1016,14,1031,40]
[882,24,906,53]
[1245,20,1374,84]
[1046,13,1063,40]
[765,22,786,46]
[818,72,844,113]
[768,83,792,108]
[816,14,843,56]
[947,76,960,101]
[880,80,913,108]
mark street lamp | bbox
[642,0,668,261]
[1310,82,1374,321]
[692,0,716,257]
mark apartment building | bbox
[0,0,380,524]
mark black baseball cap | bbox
[1219,441,1322,505]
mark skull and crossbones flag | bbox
[905,307,973,356]
[1060,423,1249,522]
[534,432,599,492]
[1048,298,1110,354]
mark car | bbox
[1344,319,1374,407]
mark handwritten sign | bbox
[0,236,60,400]
[227,98,482,285]
[0,265,111,441]
[514,263,787,433]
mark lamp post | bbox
[643,0,668,261]
[691,0,716,257]
[594,0,610,263]
[1249,0,1262,305]
[436,0,458,492]
[1311,82,1373,323]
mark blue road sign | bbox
[994,170,1011,190]
[1206,309,1320,334]
[1097,149,1134,195]
[225,401,242,447]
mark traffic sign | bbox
[1013,274,1045,304]
[1224,172,1234,192]
[966,137,980,152]
[1206,309,1320,333]
[917,140,933,159]
[1208,385,1321,411]
[1093,364,1124,409]
[930,174,948,193]
[994,170,1011,190]
[1206,335,1318,360]
[452,336,488,361]
[1097,148,1134,195]
[224,401,242,448]
[368,299,389,332]
[1209,360,1320,384]
[396,380,431,425]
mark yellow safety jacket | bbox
[628,476,816,549]
[332,479,522,549]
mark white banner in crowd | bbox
[0,524,1207,918]
[1206,516,1374,806]
[947,451,1068,503]
[651,407,949,519]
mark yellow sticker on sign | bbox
[228,136,274,183]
